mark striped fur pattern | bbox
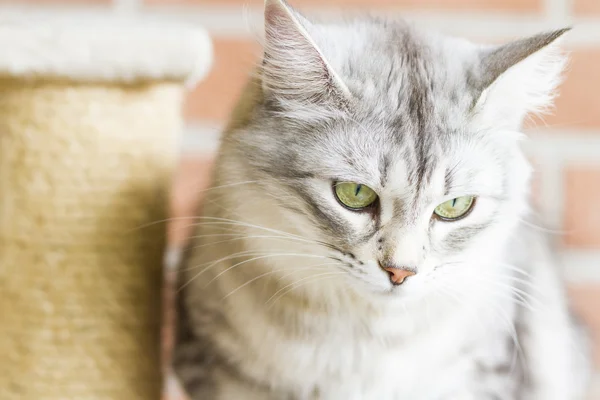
[173,1,591,398]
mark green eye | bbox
[334,182,378,210]
[434,196,475,221]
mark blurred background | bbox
[3,0,599,398]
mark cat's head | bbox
[230,0,568,298]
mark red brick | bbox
[146,0,540,13]
[185,39,261,122]
[563,166,600,249]
[168,156,215,248]
[574,0,600,15]
[8,0,109,3]
[546,49,600,130]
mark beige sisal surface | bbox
[0,80,183,399]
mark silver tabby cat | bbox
[173,0,592,398]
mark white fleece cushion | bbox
[0,13,213,87]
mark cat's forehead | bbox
[311,19,477,120]
[308,117,441,189]
[308,111,497,192]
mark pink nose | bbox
[381,266,415,285]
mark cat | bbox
[173,0,592,398]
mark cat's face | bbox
[243,106,530,297]
[232,0,566,298]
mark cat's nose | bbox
[380,263,416,285]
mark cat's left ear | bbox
[470,28,570,129]
[262,0,352,110]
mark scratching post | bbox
[0,17,212,399]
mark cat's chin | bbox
[351,277,418,300]
[357,285,424,311]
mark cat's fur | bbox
[173,1,592,398]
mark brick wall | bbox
[5,0,600,398]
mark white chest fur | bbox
[212,287,513,400]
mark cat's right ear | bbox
[469,28,570,130]
[262,0,351,109]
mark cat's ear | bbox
[470,28,570,129]
[262,0,351,109]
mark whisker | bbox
[440,261,544,313]
[439,259,535,280]
[469,279,541,314]
[185,216,319,242]
[467,273,543,310]
[221,262,342,301]
[190,235,324,251]
[125,216,223,234]
[450,281,528,379]
[265,272,346,307]
[204,253,330,288]
[183,219,339,252]
[179,249,266,273]
[517,217,571,235]
[276,262,344,282]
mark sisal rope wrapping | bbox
[0,79,183,399]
